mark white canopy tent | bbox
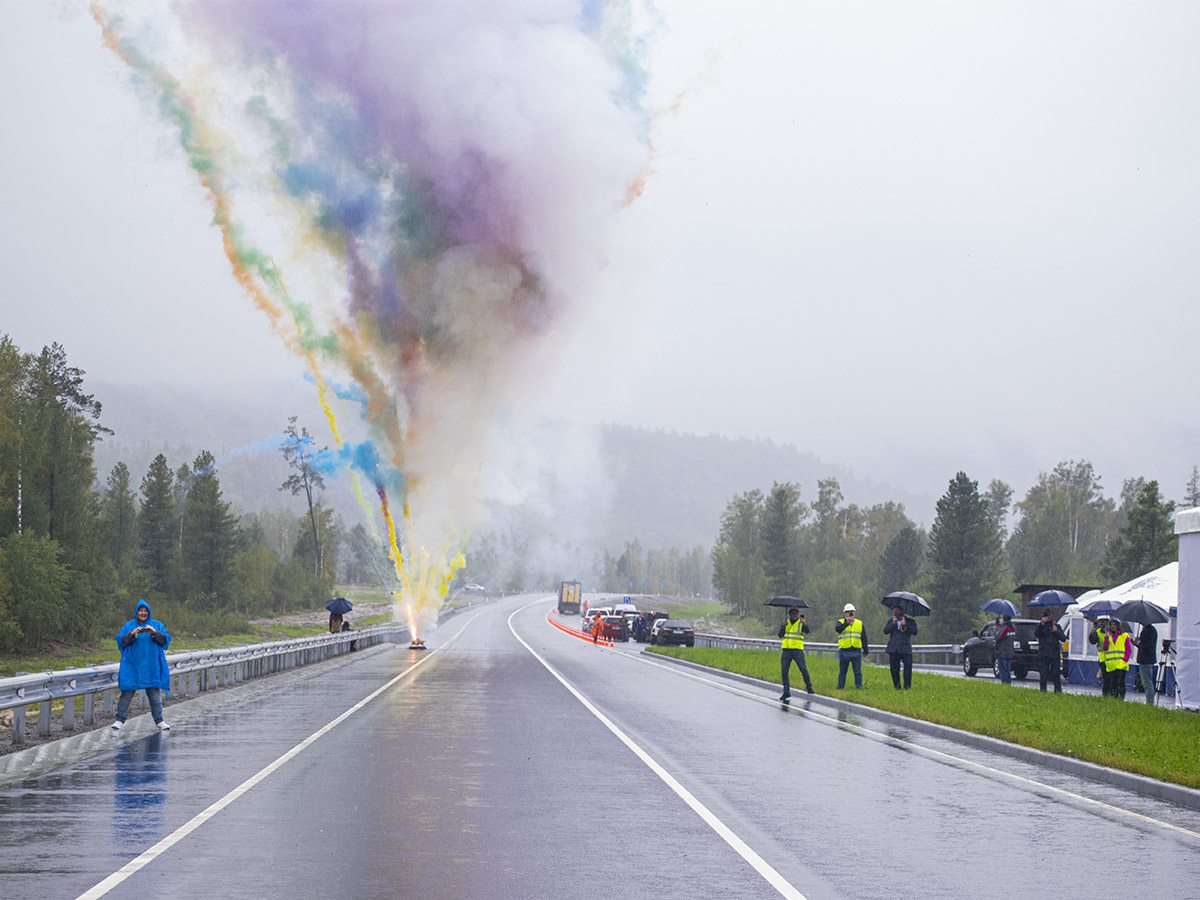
[1060,562,1176,687]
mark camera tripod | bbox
[1155,639,1178,707]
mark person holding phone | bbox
[111,599,172,732]
[883,604,918,689]
[835,603,869,689]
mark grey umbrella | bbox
[1112,598,1170,625]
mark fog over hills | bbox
[90,381,937,556]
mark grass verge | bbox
[649,646,1200,789]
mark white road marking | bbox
[624,644,1200,842]
[511,601,808,900]
[75,615,478,900]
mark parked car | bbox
[650,618,694,647]
[634,611,669,643]
[599,615,629,642]
[962,618,1041,679]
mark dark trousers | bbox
[837,649,863,688]
[1102,667,1127,698]
[781,649,812,695]
[1038,657,1062,693]
[888,652,913,689]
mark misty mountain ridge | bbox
[90,381,936,554]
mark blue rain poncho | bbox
[115,599,172,694]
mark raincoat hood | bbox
[116,599,172,694]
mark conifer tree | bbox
[182,450,238,603]
[1101,480,1177,583]
[139,454,177,596]
[927,472,1004,641]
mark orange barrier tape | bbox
[547,608,613,647]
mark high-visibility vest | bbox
[1106,633,1130,671]
[782,619,806,650]
[1096,630,1108,668]
[838,618,864,650]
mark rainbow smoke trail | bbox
[92,1,651,635]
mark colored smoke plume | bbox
[92,0,652,631]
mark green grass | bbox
[649,647,1200,789]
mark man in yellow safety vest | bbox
[835,603,869,689]
[777,606,814,701]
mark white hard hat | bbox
[843,603,856,612]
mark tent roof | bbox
[1063,562,1176,616]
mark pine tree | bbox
[280,417,328,576]
[182,450,238,603]
[878,525,924,592]
[760,481,806,597]
[927,472,1004,641]
[1101,480,1177,583]
[102,462,139,574]
[1183,466,1200,511]
[139,454,177,596]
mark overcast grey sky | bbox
[3,0,1198,517]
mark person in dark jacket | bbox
[1133,622,1159,705]
[883,605,917,689]
[994,616,1016,684]
[111,599,172,732]
[1034,613,1067,693]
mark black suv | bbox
[962,618,1042,679]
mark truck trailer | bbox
[557,581,582,615]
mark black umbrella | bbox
[1029,589,1077,607]
[326,597,353,615]
[881,591,931,617]
[1078,597,1123,620]
[979,598,1020,617]
[1112,598,1170,625]
[765,596,809,609]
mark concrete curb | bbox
[647,650,1200,813]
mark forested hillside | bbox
[91,380,935,555]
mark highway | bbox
[2,593,1199,899]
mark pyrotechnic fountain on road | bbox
[91,0,652,636]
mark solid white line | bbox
[511,601,808,900]
[75,618,475,900]
[629,651,1200,842]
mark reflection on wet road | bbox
[1,595,1197,900]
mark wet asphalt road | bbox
[2,594,1199,900]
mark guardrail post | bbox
[84,691,95,726]
[13,706,25,744]
[103,687,114,715]
[39,701,51,736]
[62,695,75,731]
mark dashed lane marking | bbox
[74,613,481,900]
[514,600,808,900]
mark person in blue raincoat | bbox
[111,599,172,732]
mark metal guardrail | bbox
[0,623,409,744]
[694,633,962,667]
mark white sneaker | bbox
[110,721,124,731]
[157,721,170,731]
